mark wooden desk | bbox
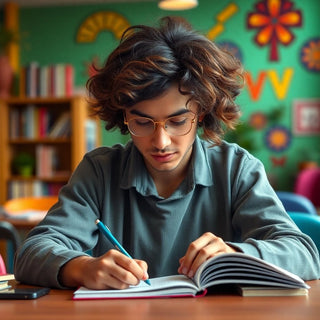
[1,280,320,320]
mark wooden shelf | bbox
[10,175,70,182]
[9,138,70,144]
[0,96,100,203]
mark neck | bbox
[153,170,187,199]
[147,149,193,198]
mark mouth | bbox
[151,152,175,163]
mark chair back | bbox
[276,191,317,215]
[3,196,58,213]
[0,221,21,273]
[288,212,320,255]
[294,168,320,208]
[0,254,6,274]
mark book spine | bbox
[65,64,74,97]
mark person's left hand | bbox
[178,232,238,278]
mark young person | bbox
[15,16,320,289]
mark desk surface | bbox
[1,280,320,320]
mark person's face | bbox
[124,84,199,178]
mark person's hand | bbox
[59,249,149,290]
[178,232,237,278]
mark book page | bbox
[74,275,199,299]
[193,253,308,290]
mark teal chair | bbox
[288,212,320,254]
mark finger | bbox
[178,256,185,274]
[135,259,149,280]
[181,233,216,273]
[98,250,145,288]
[80,254,133,290]
[187,242,225,278]
[113,254,147,285]
[185,238,237,278]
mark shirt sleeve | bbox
[227,153,320,280]
[14,152,103,288]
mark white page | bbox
[74,275,199,298]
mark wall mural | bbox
[76,11,131,42]
[245,0,307,170]
[245,68,294,101]
[300,37,320,72]
[206,3,238,40]
[247,0,302,62]
[77,12,131,78]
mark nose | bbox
[151,123,171,150]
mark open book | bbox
[73,253,309,300]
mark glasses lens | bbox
[165,115,194,136]
[127,117,155,136]
[126,113,195,137]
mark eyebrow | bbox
[129,108,191,119]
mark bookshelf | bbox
[0,96,100,204]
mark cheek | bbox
[130,136,148,151]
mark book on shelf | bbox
[9,106,72,139]
[8,180,65,199]
[36,145,58,178]
[48,112,71,138]
[9,105,52,139]
[85,119,97,152]
[20,62,74,98]
[73,253,309,300]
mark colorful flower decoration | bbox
[247,0,302,61]
[270,155,287,167]
[249,112,268,130]
[265,125,291,152]
[300,38,320,72]
[217,41,243,62]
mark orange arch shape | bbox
[76,11,131,42]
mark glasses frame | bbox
[124,112,197,137]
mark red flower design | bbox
[247,0,302,61]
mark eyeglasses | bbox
[124,112,196,137]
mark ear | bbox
[198,113,205,122]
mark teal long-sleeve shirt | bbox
[14,137,320,288]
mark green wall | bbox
[5,0,320,190]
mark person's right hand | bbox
[59,249,149,289]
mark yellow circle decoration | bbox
[76,11,131,43]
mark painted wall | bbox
[3,0,320,190]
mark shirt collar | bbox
[120,136,213,196]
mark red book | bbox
[65,64,74,97]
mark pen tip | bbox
[95,219,100,224]
[145,279,151,286]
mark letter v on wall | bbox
[268,68,294,100]
[244,71,267,101]
[245,68,294,101]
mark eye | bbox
[134,118,154,127]
[167,116,188,127]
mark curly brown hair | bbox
[87,16,244,145]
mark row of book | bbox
[36,145,61,178]
[10,106,71,139]
[20,62,74,98]
[8,180,65,199]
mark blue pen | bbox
[95,219,151,285]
